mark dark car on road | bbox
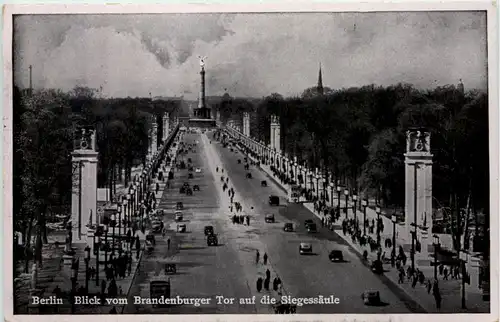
[246,172,252,179]
[307,223,317,233]
[176,202,184,210]
[193,185,200,191]
[304,219,314,228]
[268,195,279,206]
[183,182,190,188]
[188,173,194,179]
[283,223,293,232]
[207,234,218,246]
[261,180,267,187]
[204,225,214,236]
[265,214,275,223]
[371,259,384,275]
[329,250,344,262]
[179,186,186,194]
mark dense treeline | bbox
[223,83,489,252]
[13,86,179,271]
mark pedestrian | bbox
[100,279,107,303]
[443,267,449,280]
[264,277,270,291]
[256,250,260,264]
[167,238,171,250]
[398,271,404,284]
[256,278,263,292]
[263,253,268,265]
[273,277,279,291]
[426,279,432,294]
[246,215,250,226]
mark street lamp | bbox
[309,173,314,195]
[459,250,468,309]
[375,206,381,248]
[104,224,109,269]
[433,234,440,279]
[117,204,123,235]
[352,193,358,230]
[344,189,349,219]
[329,183,334,208]
[84,245,91,292]
[362,199,368,236]
[392,215,397,267]
[336,186,342,219]
[95,234,100,286]
[70,260,78,313]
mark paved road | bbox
[209,130,415,314]
[124,133,273,314]
[124,130,415,314]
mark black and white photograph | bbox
[3,3,498,320]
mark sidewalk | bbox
[15,131,182,314]
[227,129,490,314]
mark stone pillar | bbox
[163,112,170,140]
[404,128,433,260]
[71,128,98,242]
[152,118,158,154]
[243,112,250,137]
[270,114,280,152]
[199,66,206,110]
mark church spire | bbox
[317,63,324,95]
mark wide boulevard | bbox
[124,130,416,314]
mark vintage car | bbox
[177,224,187,233]
[371,259,384,275]
[307,223,317,233]
[204,225,214,236]
[179,186,186,194]
[207,234,218,246]
[193,185,200,191]
[265,214,275,223]
[299,242,312,255]
[283,222,294,232]
[151,220,162,233]
[175,211,183,222]
[188,166,194,172]
[195,168,202,173]
[361,291,381,305]
[268,195,280,206]
[176,202,184,210]
[188,173,194,179]
[261,180,267,187]
[183,182,190,188]
[304,219,314,228]
[186,188,193,196]
[165,263,177,275]
[188,158,192,163]
[329,250,344,262]
[246,172,252,179]
[146,233,156,246]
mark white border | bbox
[2,3,498,322]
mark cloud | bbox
[13,12,487,99]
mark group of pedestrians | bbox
[255,251,283,294]
[232,214,250,225]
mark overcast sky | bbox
[13,12,487,99]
